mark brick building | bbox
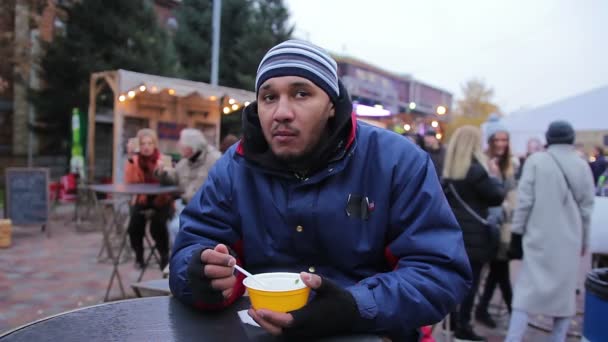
[0,0,180,178]
[335,55,453,136]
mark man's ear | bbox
[328,103,336,118]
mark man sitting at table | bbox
[170,40,472,341]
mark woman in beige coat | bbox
[156,129,221,244]
[505,121,595,342]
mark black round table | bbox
[0,297,383,342]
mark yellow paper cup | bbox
[243,272,310,313]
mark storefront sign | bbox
[158,122,186,140]
[353,104,391,117]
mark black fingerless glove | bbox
[186,246,226,305]
[283,277,362,339]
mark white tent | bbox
[497,85,608,155]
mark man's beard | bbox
[273,128,330,172]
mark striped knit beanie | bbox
[255,40,340,103]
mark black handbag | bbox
[508,232,523,259]
[447,183,501,253]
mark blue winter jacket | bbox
[170,121,472,339]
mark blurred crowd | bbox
[405,117,602,341]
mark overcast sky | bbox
[284,0,608,114]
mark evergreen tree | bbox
[32,0,179,151]
[175,0,293,90]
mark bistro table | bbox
[88,184,180,301]
[0,297,383,342]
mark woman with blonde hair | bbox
[443,125,505,342]
[125,128,173,270]
[475,117,519,327]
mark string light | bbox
[409,102,416,110]
[151,86,158,92]
[209,95,217,101]
[127,91,136,99]
[437,106,447,115]
[118,95,126,102]
[431,121,439,128]
[436,133,443,140]
[228,98,236,105]
[139,85,146,92]
[231,104,239,111]
[168,89,175,95]
[404,124,411,131]
[223,107,230,114]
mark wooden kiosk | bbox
[86,70,255,183]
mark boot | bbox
[475,308,497,328]
[159,254,169,271]
[134,247,145,270]
[454,324,486,342]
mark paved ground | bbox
[0,204,165,333]
[0,203,590,341]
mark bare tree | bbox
[453,78,500,118]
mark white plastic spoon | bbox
[234,264,268,289]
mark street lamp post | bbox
[210,0,221,86]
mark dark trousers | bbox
[128,204,170,265]
[478,260,513,313]
[457,260,484,329]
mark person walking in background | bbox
[443,125,506,342]
[516,137,544,180]
[125,128,173,270]
[476,119,519,328]
[219,134,240,154]
[423,128,446,178]
[590,145,607,183]
[505,121,595,342]
[156,128,221,245]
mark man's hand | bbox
[248,272,362,338]
[248,272,321,335]
[200,244,237,299]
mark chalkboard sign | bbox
[5,168,50,226]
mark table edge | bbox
[88,184,180,195]
[0,297,169,338]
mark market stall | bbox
[86,70,255,182]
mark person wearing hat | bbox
[155,128,221,245]
[422,128,445,178]
[475,115,519,328]
[169,40,472,340]
[505,121,595,341]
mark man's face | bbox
[257,76,335,161]
[490,132,509,157]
